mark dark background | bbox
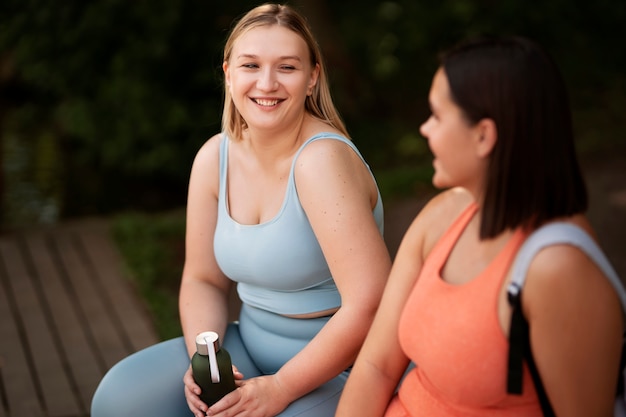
[1,0,625,228]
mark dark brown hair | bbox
[441,36,587,239]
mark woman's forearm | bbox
[273,305,375,403]
[335,358,398,417]
[179,277,231,357]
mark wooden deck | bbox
[0,218,159,417]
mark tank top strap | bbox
[218,134,229,204]
[287,132,375,195]
[219,132,356,196]
[448,202,478,236]
[217,132,382,232]
[286,132,384,234]
[428,202,479,265]
[289,133,364,176]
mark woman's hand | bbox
[207,374,291,417]
[232,364,244,381]
[184,365,245,417]
[184,366,209,417]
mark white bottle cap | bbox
[195,331,220,355]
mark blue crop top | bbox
[213,132,384,315]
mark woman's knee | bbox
[90,338,190,417]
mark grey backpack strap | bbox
[506,221,626,416]
[507,222,626,310]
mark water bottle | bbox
[191,331,237,406]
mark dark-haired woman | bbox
[336,36,623,417]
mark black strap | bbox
[618,332,626,395]
[507,289,556,416]
[521,320,556,416]
[506,284,525,394]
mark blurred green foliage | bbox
[1,0,625,226]
[112,209,187,339]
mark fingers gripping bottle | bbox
[191,331,237,406]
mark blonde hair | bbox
[221,3,349,141]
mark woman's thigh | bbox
[277,370,349,417]
[90,314,347,417]
[90,337,190,417]
[90,323,258,417]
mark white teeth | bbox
[254,99,279,107]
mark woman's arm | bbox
[179,135,236,417]
[335,187,471,416]
[179,134,232,356]
[206,137,394,417]
[523,229,623,417]
[272,138,392,396]
[334,216,424,416]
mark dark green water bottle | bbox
[191,331,237,406]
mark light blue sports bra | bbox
[213,132,384,315]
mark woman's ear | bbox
[475,118,497,158]
[223,61,230,87]
[307,63,320,95]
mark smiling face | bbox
[420,68,490,194]
[223,25,319,135]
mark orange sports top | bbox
[386,203,542,417]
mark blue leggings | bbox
[90,304,348,417]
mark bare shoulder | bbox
[520,218,623,416]
[188,133,223,196]
[418,187,474,224]
[193,133,223,166]
[411,188,474,248]
[294,131,375,199]
[294,132,361,170]
[392,188,474,264]
[523,219,622,320]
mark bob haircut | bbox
[221,3,349,141]
[440,36,588,239]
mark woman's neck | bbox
[243,114,309,160]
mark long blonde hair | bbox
[221,3,349,141]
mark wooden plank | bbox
[51,227,132,371]
[2,235,84,417]
[0,238,53,417]
[0,246,20,417]
[0,217,160,417]
[75,221,159,351]
[24,229,102,414]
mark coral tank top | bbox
[387,203,542,417]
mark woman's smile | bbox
[251,98,283,107]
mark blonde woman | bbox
[91,4,390,417]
